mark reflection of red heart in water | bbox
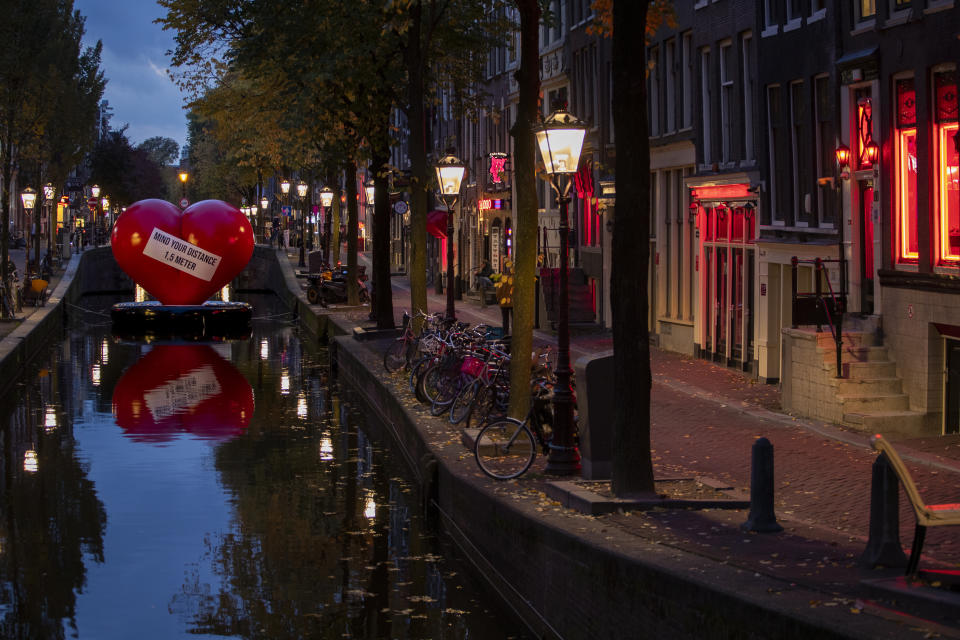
[112,345,254,443]
[111,199,255,305]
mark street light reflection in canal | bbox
[0,293,527,639]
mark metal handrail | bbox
[791,256,846,378]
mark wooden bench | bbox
[871,434,960,575]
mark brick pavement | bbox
[295,249,960,633]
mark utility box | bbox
[574,352,615,479]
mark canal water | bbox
[0,292,527,639]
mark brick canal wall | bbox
[328,331,882,640]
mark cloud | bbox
[75,0,188,150]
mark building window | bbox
[720,41,733,163]
[895,77,919,263]
[767,84,783,222]
[762,0,778,35]
[681,32,693,129]
[649,46,660,137]
[814,74,835,224]
[701,48,712,164]
[665,39,677,133]
[741,33,754,162]
[858,0,877,20]
[935,69,959,264]
[789,81,805,223]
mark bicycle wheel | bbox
[474,418,537,480]
[421,364,450,405]
[383,338,408,372]
[408,356,431,395]
[449,378,482,425]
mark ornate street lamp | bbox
[280,179,291,250]
[320,186,334,263]
[533,107,586,476]
[434,153,465,321]
[296,180,308,267]
[43,184,55,262]
[20,186,37,274]
[89,184,101,247]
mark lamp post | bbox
[534,107,587,476]
[43,183,55,263]
[260,196,269,245]
[297,180,308,267]
[434,153,465,321]
[90,184,100,247]
[364,179,375,255]
[21,187,36,282]
[178,170,189,203]
[320,186,334,264]
[280,178,291,250]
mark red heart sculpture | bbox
[112,344,254,443]
[111,199,255,305]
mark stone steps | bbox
[841,410,928,436]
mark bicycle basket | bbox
[460,355,486,378]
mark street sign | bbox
[281,205,292,217]
[179,198,190,208]
[87,196,97,209]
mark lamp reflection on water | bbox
[319,434,334,461]
[260,339,269,360]
[364,492,377,520]
[297,392,307,419]
[280,369,290,395]
[23,450,38,473]
[101,338,110,364]
[91,364,102,386]
[44,408,57,433]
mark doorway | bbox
[945,338,960,434]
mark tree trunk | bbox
[371,145,394,329]
[611,1,655,496]
[345,159,359,305]
[507,0,541,419]
[405,0,429,330]
[332,180,342,266]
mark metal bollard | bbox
[741,437,784,533]
[859,453,908,568]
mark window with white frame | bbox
[742,32,755,162]
[813,74,835,225]
[701,47,712,164]
[786,0,801,22]
[666,39,676,133]
[762,0,778,34]
[767,84,783,222]
[681,32,693,129]
[649,45,661,137]
[789,81,805,223]
[857,0,877,21]
[720,41,733,163]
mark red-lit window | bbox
[895,78,919,263]
[935,70,959,264]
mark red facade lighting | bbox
[836,144,852,169]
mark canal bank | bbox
[3,245,957,639]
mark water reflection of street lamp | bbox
[434,153,465,321]
[297,180,308,267]
[320,186,334,263]
[534,107,586,476]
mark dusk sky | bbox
[74,0,189,158]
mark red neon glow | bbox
[896,128,919,262]
[690,184,752,200]
[939,122,960,263]
[489,156,507,183]
[863,186,874,275]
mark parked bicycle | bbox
[383,310,428,372]
[474,378,558,480]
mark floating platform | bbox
[111,300,253,342]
